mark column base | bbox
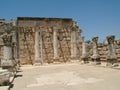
[34,59,43,65]
[91,58,101,65]
[1,59,17,67]
[106,63,119,67]
[81,57,89,64]
[107,58,117,65]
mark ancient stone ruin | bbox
[91,36,101,65]
[17,17,82,64]
[0,17,120,87]
[106,35,119,67]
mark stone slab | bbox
[0,86,9,90]
[0,70,11,86]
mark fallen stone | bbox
[0,69,11,86]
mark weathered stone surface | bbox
[91,36,101,65]
[106,35,119,67]
[1,17,120,65]
[17,17,82,64]
[0,69,11,86]
[1,59,16,67]
[81,37,89,63]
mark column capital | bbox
[92,36,98,44]
[2,34,13,46]
[107,35,115,44]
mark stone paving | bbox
[10,63,120,90]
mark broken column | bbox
[11,19,19,63]
[81,37,89,63]
[106,35,118,67]
[0,32,16,86]
[53,27,59,60]
[0,22,17,86]
[1,33,16,70]
[91,36,101,65]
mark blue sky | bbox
[0,0,120,42]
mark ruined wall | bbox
[98,41,120,62]
[1,17,120,65]
[18,27,35,64]
[81,39,120,63]
[17,17,82,64]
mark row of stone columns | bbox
[81,35,119,67]
[34,27,79,64]
[34,27,60,64]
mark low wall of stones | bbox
[98,41,120,62]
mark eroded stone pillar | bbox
[35,31,40,64]
[1,34,16,70]
[71,29,77,59]
[34,30,43,65]
[40,31,43,64]
[81,37,89,63]
[91,36,101,65]
[4,46,12,60]
[12,31,18,61]
[11,19,20,66]
[106,35,118,67]
[53,27,59,59]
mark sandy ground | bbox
[10,63,120,90]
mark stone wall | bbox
[18,27,35,64]
[98,41,120,62]
[17,17,82,64]
[0,17,120,65]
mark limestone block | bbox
[1,59,16,67]
[0,69,11,86]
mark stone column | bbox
[3,46,12,60]
[11,19,20,66]
[53,27,59,59]
[0,36,13,85]
[106,35,118,67]
[71,29,77,59]
[91,36,101,65]
[12,31,17,60]
[81,37,89,63]
[1,34,16,70]
[40,31,43,64]
[35,31,40,64]
[34,29,43,65]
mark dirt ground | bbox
[10,63,120,90]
